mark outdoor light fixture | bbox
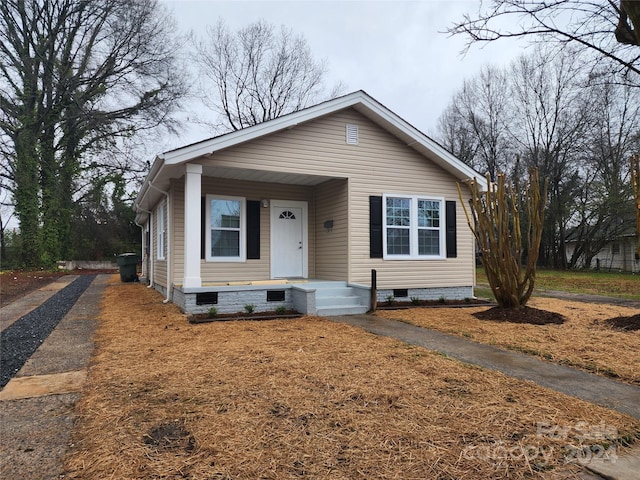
[324,219,334,231]
[261,199,269,208]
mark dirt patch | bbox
[377,298,492,309]
[602,313,640,331]
[143,421,195,452]
[474,306,566,325]
[377,297,640,385]
[0,269,116,308]
[0,270,67,307]
[63,282,640,479]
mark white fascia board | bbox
[415,136,488,191]
[162,92,369,165]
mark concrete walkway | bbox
[477,283,640,309]
[534,289,640,309]
[0,275,108,480]
[328,312,640,480]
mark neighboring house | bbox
[134,91,487,315]
[565,232,639,273]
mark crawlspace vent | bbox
[346,124,359,145]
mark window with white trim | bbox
[157,202,166,260]
[206,195,246,261]
[383,194,444,259]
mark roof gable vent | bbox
[346,124,359,145]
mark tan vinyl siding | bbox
[314,178,348,280]
[171,177,316,284]
[203,108,475,289]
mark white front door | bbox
[271,200,308,278]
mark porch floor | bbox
[175,279,340,288]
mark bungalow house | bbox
[133,91,487,315]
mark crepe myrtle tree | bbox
[459,168,547,309]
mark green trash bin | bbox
[117,253,139,282]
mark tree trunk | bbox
[621,1,640,44]
[14,126,41,267]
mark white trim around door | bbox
[270,200,308,279]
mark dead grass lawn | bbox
[64,278,640,479]
[377,297,640,385]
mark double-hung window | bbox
[206,195,246,262]
[157,202,166,260]
[383,194,444,259]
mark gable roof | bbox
[135,90,486,218]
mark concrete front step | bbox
[313,283,368,316]
[315,287,354,297]
[316,295,362,307]
[316,305,369,316]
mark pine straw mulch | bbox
[63,277,640,480]
[377,297,640,385]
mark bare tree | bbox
[569,81,640,268]
[632,154,640,256]
[440,40,640,270]
[0,0,186,266]
[194,19,342,132]
[448,1,640,81]
[509,48,591,268]
[437,64,512,181]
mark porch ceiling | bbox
[202,165,341,186]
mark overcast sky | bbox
[161,0,528,150]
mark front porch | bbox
[171,280,371,316]
[175,160,351,284]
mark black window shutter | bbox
[445,200,457,258]
[201,197,206,259]
[247,200,260,259]
[370,196,383,258]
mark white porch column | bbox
[183,163,202,288]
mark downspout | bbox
[148,180,171,303]
[134,203,154,288]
